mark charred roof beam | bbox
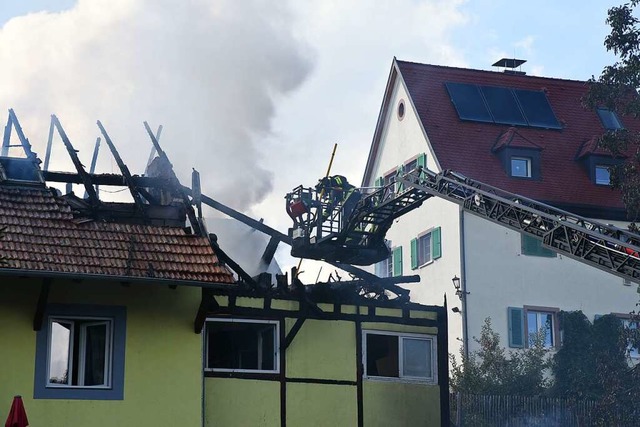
[143,121,202,236]
[97,121,145,210]
[51,115,100,207]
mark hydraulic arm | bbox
[286,167,640,282]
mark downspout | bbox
[459,208,469,359]
[201,331,206,427]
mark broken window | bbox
[205,319,279,373]
[364,331,436,382]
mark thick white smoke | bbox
[0,0,312,209]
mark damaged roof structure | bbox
[0,109,449,427]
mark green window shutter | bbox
[432,227,442,260]
[393,246,403,276]
[417,153,427,169]
[521,235,556,257]
[374,176,383,187]
[410,238,418,270]
[508,307,525,348]
[396,166,405,192]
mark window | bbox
[521,235,556,257]
[595,165,611,185]
[34,304,126,400]
[397,99,405,120]
[511,157,531,178]
[597,108,623,130]
[375,241,397,278]
[363,331,436,383]
[622,319,639,359]
[47,318,112,387]
[527,311,555,348]
[410,227,441,269]
[205,319,279,373]
[508,306,558,349]
[375,253,393,278]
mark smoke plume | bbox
[0,0,312,209]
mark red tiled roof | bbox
[0,186,235,283]
[395,60,636,210]
[492,127,543,152]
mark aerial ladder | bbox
[285,167,640,283]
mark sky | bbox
[0,0,623,282]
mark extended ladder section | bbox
[396,167,640,282]
[287,166,640,282]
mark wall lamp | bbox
[452,275,469,300]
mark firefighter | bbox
[316,175,361,221]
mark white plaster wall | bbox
[365,75,464,360]
[463,212,639,352]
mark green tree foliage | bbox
[584,1,640,219]
[552,311,639,425]
[450,318,551,395]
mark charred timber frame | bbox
[97,121,146,209]
[51,115,100,207]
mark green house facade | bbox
[0,152,448,426]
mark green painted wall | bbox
[363,381,440,426]
[285,319,356,381]
[206,378,280,427]
[203,300,443,426]
[287,382,357,426]
[0,278,202,427]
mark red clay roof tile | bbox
[0,186,234,284]
[396,61,636,211]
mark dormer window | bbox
[595,165,611,185]
[511,157,532,178]
[597,108,623,130]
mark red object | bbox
[5,396,28,427]
[288,201,308,218]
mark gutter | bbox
[0,268,235,289]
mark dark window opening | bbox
[366,334,399,377]
[397,100,405,120]
[206,321,277,372]
[595,165,611,185]
[597,108,623,130]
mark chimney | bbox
[492,58,527,75]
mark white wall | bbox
[463,211,639,352]
[365,74,464,360]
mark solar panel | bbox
[445,83,493,123]
[514,89,561,129]
[480,86,528,126]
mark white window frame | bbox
[511,157,532,178]
[595,165,611,185]
[417,230,433,267]
[622,319,639,359]
[204,318,280,374]
[525,309,556,349]
[362,330,437,384]
[46,316,113,389]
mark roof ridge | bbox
[395,59,591,85]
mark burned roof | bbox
[0,185,234,284]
